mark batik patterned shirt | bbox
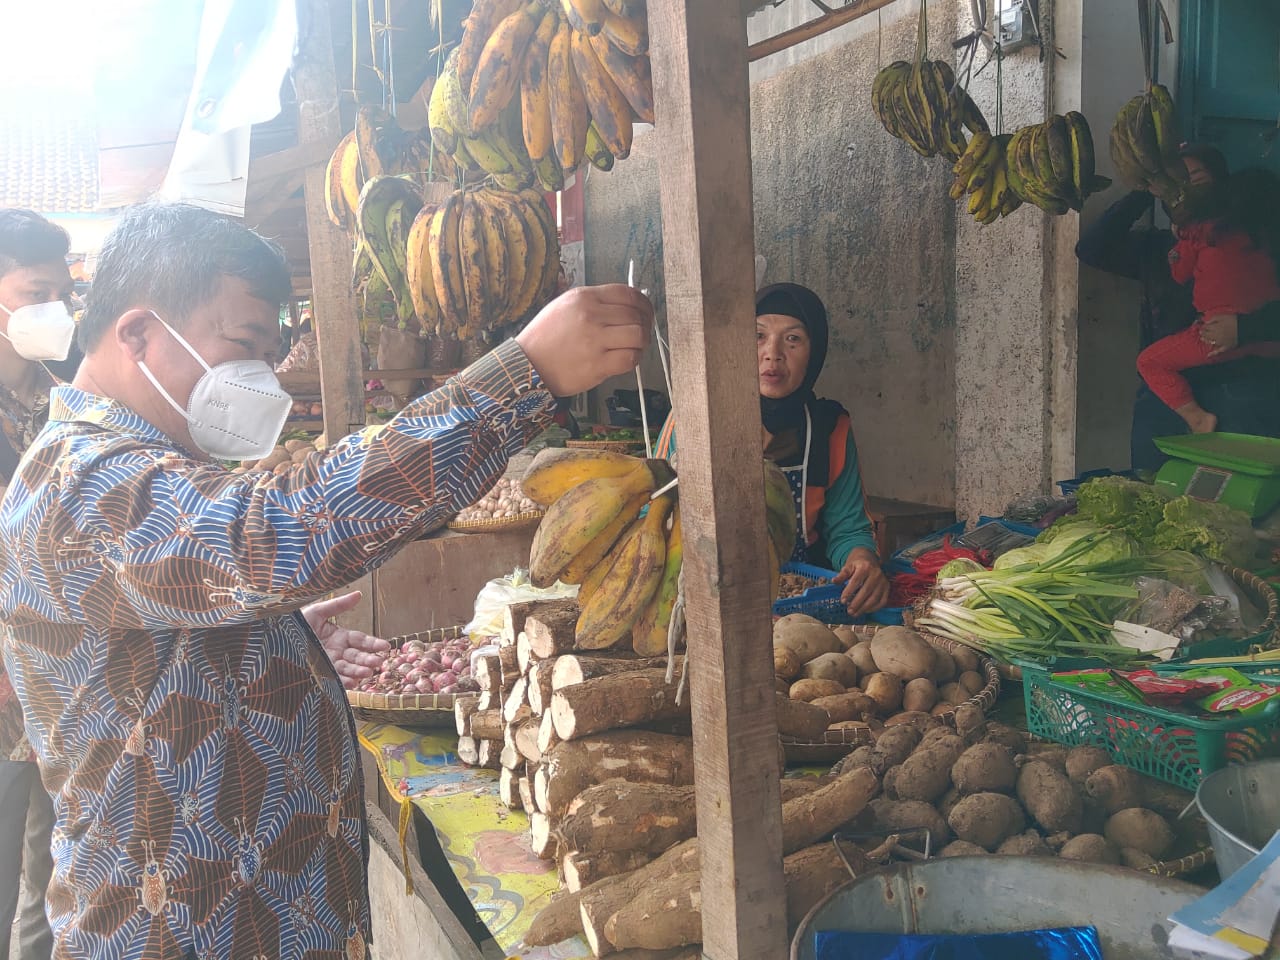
[0,340,555,959]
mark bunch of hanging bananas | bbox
[871,59,989,162]
[1109,84,1186,202]
[949,132,1021,224]
[325,106,452,236]
[1005,113,1112,215]
[435,0,653,193]
[406,185,561,341]
[522,449,795,654]
[352,176,427,344]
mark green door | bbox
[1179,0,1280,174]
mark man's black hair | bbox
[1178,142,1230,184]
[79,202,291,351]
[0,208,71,279]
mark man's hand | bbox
[516,285,653,397]
[301,591,391,691]
[833,548,891,618]
[1201,313,1239,357]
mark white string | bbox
[628,260,654,460]
[655,323,674,399]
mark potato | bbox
[810,692,876,724]
[1104,808,1174,859]
[948,793,1026,851]
[881,766,901,800]
[838,745,875,774]
[870,798,950,844]
[940,840,988,858]
[870,627,936,681]
[1119,847,1158,870]
[831,624,859,651]
[284,439,309,453]
[951,743,1017,796]
[929,649,957,685]
[1017,761,1082,834]
[1085,765,1145,815]
[258,449,290,471]
[953,703,986,742]
[773,615,842,662]
[272,462,292,476]
[291,448,312,463]
[950,645,981,673]
[938,682,967,706]
[869,725,921,775]
[788,678,845,702]
[921,725,956,748]
[957,671,985,697]
[930,703,955,718]
[937,787,963,822]
[1058,834,1119,864]
[883,711,932,729]
[896,735,965,803]
[801,652,859,688]
[997,831,1052,857]
[983,722,1027,756]
[1065,746,1113,786]
[902,678,939,714]
[774,646,803,681]
[1026,744,1068,772]
[863,672,903,713]
[847,641,877,675]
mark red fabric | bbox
[1169,223,1280,315]
[1138,324,1280,409]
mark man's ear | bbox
[115,309,160,363]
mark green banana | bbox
[1045,116,1074,199]
[356,176,424,305]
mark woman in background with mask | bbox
[655,283,889,617]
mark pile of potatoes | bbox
[233,435,329,475]
[774,616,987,733]
[838,708,1204,869]
[452,476,541,523]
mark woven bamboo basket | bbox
[781,632,1002,764]
[446,510,545,533]
[565,439,646,455]
[347,625,469,727]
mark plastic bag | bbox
[815,926,1103,960]
[464,568,577,642]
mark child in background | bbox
[1136,168,1280,433]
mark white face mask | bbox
[137,312,292,461]
[0,299,76,361]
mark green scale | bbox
[1153,433,1280,519]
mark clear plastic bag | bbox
[463,568,577,642]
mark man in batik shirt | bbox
[0,207,76,960]
[0,202,651,959]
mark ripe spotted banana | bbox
[405,203,442,329]
[575,496,670,649]
[520,9,559,161]
[571,28,634,159]
[522,447,658,505]
[469,1,544,132]
[631,502,681,656]
[548,20,590,173]
[428,192,467,332]
[588,31,654,125]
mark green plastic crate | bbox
[1017,659,1280,791]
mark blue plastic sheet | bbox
[814,926,1103,960]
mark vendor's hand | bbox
[516,285,653,397]
[1201,313,1239,357]
[833,548,891,618]
[301,591,391,690]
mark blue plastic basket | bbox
[773,562,851,624]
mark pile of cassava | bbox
[774,616,988,741]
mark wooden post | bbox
[294,0,366,442]
[647,2,787,958]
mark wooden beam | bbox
[245,172,306,229]
[295,0,366,441]
[248,137,336,183]
[746,0,898,62]
[648,2,787,959]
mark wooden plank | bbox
[746,0,898,63]
[648,0,787,957]
[249,137,336,183]
[294,0,366,443]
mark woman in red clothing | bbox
[1137,168,1280,433]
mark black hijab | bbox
[755,283,846,486]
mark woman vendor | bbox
[655,282,889,616]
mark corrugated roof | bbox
[0,90,101,214]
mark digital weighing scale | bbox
[1152,433,1280,519]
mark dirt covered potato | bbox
[951,742,1016,796]
[948,793,1026,851]
[869,627,936,681]
[774,615,842,662]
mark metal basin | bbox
[1196,759,1280,879]
[792,857,1202,960]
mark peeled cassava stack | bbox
[1104,808,1174,859]
[1017,760,1082,833]
[869,627,936,681]
[773,614,842,662]
[950,743,1017,796]
[948,793,1026,851]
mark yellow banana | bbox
[631,501,681,656]
[338,137,363,230]
[482,189,533,320]
[585,122,615,171]
[529,466,660,587]
[601,11,647,56]
[458,192,492,339]
[474,191,512,319]
[521,9,559,161]
[508,189,553,318]
[589,31,654,125]
[521,187,562,303]
[428,193,467,331]
[560,490,650,584]
[561,0,607,36]
[571,28,633,160]
[406,203,441,328]
[574,496,670,649]
[469,1,544,132]
[522,447,654,505]
[457,0,524,92]
[325,131,355,229]
[603,0,645,17]
[548,21,590,173]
